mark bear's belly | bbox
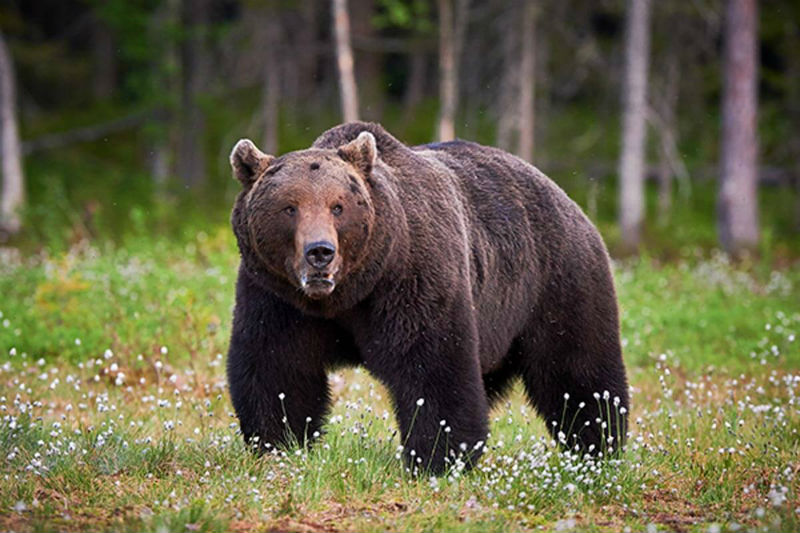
[473,282,532,374]
[475,311,527,374]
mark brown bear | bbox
[227,121,628,474]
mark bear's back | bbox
[413,138,577,226]
[412,138,599,262]
[412,138,613,369]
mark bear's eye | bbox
[283,206,296,216]
[332,204,343,216]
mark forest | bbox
[0,0,797,255]
[1,1,799,532]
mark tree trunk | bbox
[332,0,359,123]
[496,4,518,152]
[403,44,427,113]
[618,0,652,253]
[655,47,680,224]
[535,0,550,168]
[293,0,319,105]
[436,0,469,142]
[718,0,759,255]
[787,19,800,231]
[92,14,116,101]
[350,0,382,119]
[177,0,210,188]
[516,1,536,162]
[148,0,180,185]
[260,11,281,154]
[22,111,153,155]
[0,31,24,237]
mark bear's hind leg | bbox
[517,330,629,455]
[367,312,489,475]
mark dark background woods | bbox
[0,0,798,259]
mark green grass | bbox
[1,233,799,532]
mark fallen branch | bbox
[21,109,161,155]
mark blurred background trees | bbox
[0,0,797,258]
[0,29,24,236]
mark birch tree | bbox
[718,0,759,255]
[618,0,652,252]
[436,0,469,142]
[332,0,359,123]
[0,31,24,236]
[517,1,537,162]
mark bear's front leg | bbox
[367,306,489,475]
[227,273,332,452]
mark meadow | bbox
[3,1,800,530]
[1,229,799,532]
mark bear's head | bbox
[230,132,378,301]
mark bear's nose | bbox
[304,241,336,268]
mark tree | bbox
[652,57,681,220]
[258,5,282,154]
[92,13,116,100]
[371,0,434,120]
[404,45,428,113]
[176,0,210,188]
[290,0,320,107]
[618,0,652,252]
[495,3,519,153]
[649,18,689,224]
[718,0,759,255]
[351,0,382,119]
[517,1,537,162]
[436,0,469,142]
[0,31,24,237]
[496,1,537,161]
[332,0,359,123]
[148,0,180,185]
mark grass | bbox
[1,231,799,532]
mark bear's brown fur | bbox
[227,122,628,473]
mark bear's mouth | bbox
[300,272,336,299]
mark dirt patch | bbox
[262,501,409,533]
[641,489,706,532]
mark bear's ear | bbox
[337,131,377,177]
[230,139,274,187]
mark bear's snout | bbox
[304,241,336,269]
[298,238,339,299]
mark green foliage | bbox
[91,0,167,102]
[374,0,434,33]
